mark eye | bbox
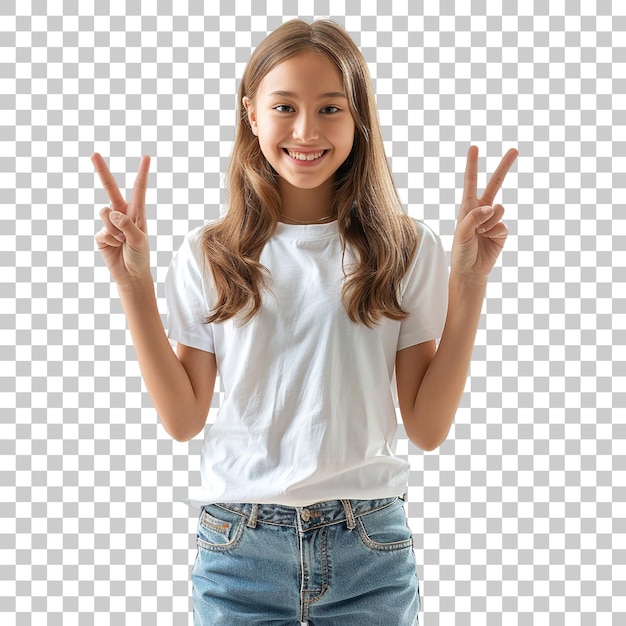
[273,105,295,113]
[321,106,340,114]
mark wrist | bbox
[448,272,488,311]
[115,273,155,298]
[442,273,487,341]
[449,269,489,290]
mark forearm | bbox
[408,275,487,450]
[117,277,206,440]
[402,145,517,449]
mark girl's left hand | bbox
[451,145,518,283]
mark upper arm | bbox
[176,342,218,434]
[395,340,436,423]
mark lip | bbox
[283,148,328,166]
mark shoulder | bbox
[172,225,203,269]
[399,218,447,290]
[171,219,224,280]
[409,218,444,260]
[178,218,223,259]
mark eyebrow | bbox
[268,90,348,99]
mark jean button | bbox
[301,508,311,522]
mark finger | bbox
[476,204,505,233]
[95,226,124,249]
[99,206,125,240]
[455,205,495,244]
[108,210,146,249]
[480,221,508,241]
[91,152,127,213]
[461,145,479,206]
[481,148,518,206]
[128,155,151,227]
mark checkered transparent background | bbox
[0,0,624,624]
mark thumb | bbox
[109,211,141,238]
[455,205,494,242]
[109,211,146,246]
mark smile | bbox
[285,149,326,161]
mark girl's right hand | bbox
[92,153,152,287]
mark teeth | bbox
[287,150,325,161]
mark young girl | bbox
[92,19,517,626]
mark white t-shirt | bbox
[165,219,448,507]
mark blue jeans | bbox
[191,496,420,625]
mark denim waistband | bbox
[211,496,403,532]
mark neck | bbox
[278,177,334,224]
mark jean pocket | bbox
[356,499,414,552]
[197,505,246,552]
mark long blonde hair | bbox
[202,19,418,327]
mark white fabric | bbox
[165,219,448,507]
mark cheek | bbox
[335,118,355,143]
[256,136,283,169]
[256,117,286,145]
[338,127,356,155]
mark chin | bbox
[278,174,334,191]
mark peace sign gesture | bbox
[92,153,152,287]
[451,145,518,283]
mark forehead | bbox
[257,50,345,98]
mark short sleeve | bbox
[397,221,449,351]
[164,226,215,354]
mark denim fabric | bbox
[192,496,420,625]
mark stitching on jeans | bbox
[200,511,231,534]
[197,508,246,552]
[297,512,306,622]
[355,510,414,552]
[215,497,399,532]
[341,499,356,529]
[299,526,330,621]
[247,503,259,528]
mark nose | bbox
[293,111,319,143]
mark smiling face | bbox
[243,50,356,203]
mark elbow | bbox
[418,439,443,452]
[169,430,194,443]
[401,404,452,453]
[407,425,451,452]
[159,412,206,442]
[410,435,441,452]
[167,427,202,443]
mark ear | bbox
[242,97,258,136]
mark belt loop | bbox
[341,499,356,530]
[247,503,259,529]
